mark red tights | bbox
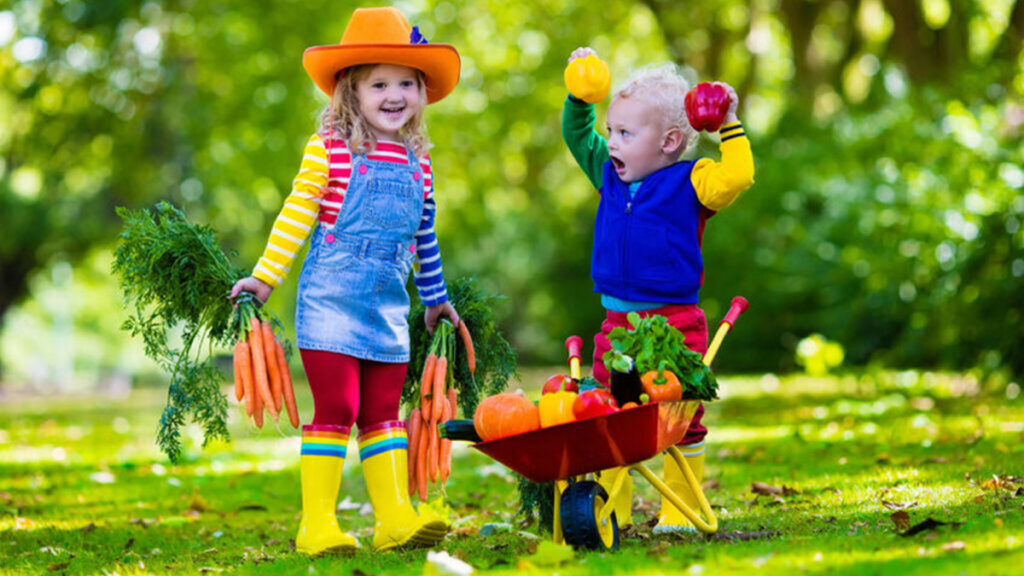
[299,349,407,430]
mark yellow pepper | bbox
[538,389,578,427]
[564,54,611,104]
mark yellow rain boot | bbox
[654,442,705,534]
[596,467,633,527]
[359,421,449,551]
[295,425,360,555]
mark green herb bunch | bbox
[112,202,279,462]
[603,312,718,401]
[403,277,517,417]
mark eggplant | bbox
[609,360,644,406]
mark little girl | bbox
[231,7,461,554]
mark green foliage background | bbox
[1,0,1022,386]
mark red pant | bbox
[593,304,708,445]
[299,349,407,430]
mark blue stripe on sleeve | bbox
[414,181,448,306]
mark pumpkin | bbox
[473,392,541,441]
[564,54,611,104]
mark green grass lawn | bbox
[2,369,1022,575]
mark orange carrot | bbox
[407,409,421,493]
[440,398,452,483]
[237,340,255,416]
[448,387,458,420]
[432,356,447,425]
[428,413,439,483]
[261,321,282,413]
[248,316,277,420]
[458,321,476,373]
[233,340,245,402]
[420,353,436,405]
[276,340,300,428]
[253,378,264,429]
[417,418,429,501]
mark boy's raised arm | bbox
[691,121,755,212]
[562,95,609,191]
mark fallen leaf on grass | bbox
[890,510,911,531]
[942,541,966,552]
[517,540,574,567]
[751,482,798,496]
[703,479,721,491]
[124,538,135,551]
[47,561,70,572]
[707,530,779,542]
[980,475,1021,492]
[900,518,963,537]
[187,490,209,513]
[882,500,919,511]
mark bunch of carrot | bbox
[407,320,474,501]
[232,294,299,429]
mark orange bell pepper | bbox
[640,361,683,403]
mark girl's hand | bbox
[425,301,460,335]
[714,81,740,124]
[231,276,273,306]
[568,46,597,64]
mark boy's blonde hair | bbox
[318,64,431,160]
[613,63,695,156]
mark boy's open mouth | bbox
[610,156,625,173]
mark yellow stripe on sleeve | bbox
[691,122,755,212]
[252,134,326,288]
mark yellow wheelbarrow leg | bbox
[597,467,632,527]
[553,480,569,545]
[631,447,718,533]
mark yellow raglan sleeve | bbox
[252,134,327,288]
[690,122,755,212]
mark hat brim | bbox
[303,44,461,104]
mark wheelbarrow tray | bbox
[472,400,700,483]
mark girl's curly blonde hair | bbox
[317,64,431,160]
[613,63,696,156]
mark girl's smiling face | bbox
[355,64,423,140]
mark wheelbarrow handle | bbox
[565,336,583,380]
[702,296,748,368]
[439,419,482,443]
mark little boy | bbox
[562,47,754,533]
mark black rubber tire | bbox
[560,481,620,551]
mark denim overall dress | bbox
[295,141,423,363]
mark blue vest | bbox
[591,160,706,304]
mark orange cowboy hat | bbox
[303,7,460,104]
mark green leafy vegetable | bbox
[602,312,718,401]
[112,201,285,462]
[403,277,517,417]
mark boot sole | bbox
[374,521,449,551]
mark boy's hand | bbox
[713,81,740,124]
[231,276,273,306]
[568,46,598,64]
[425,301,460,335]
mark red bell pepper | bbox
[685,82,730,132]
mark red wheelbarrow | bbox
[444,297,748,550]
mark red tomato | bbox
[573,389,617,420]
[542,374,578,395]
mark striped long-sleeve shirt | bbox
[252,134,448,306]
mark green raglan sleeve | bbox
[561,96,609,190]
